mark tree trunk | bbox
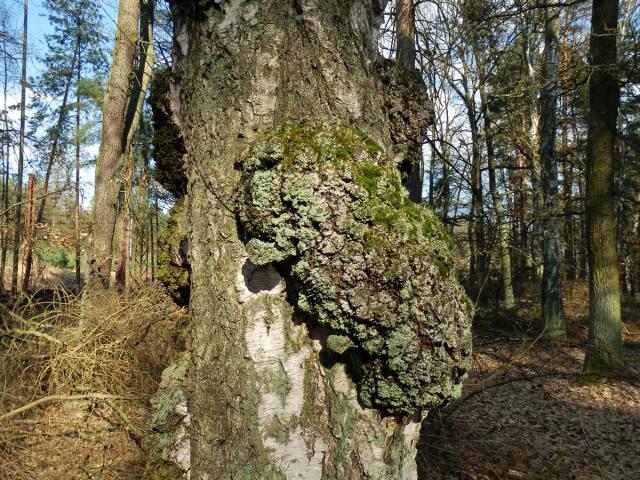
[1,40,11,292]
[75,36,82,290]
[87,0,139,290]
[479,73,515,310]
[560,33,576,280]
[584,0,625,373]
[115,3,155,292]
[395,0,424,203]
[396,0,415,68]
[523,19,543,279]
[539,6,565,339]
[115,152,133,292]
[20,173,34,290]
[168,1,471,478]
[467,93,486,298]
[11,0,27,295]
[23,41,79,291]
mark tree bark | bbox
[523,17,543,279]
[75,34,82,290]
[20,173,34,290]
[539,6,565,339]
[396,0,415,68]
[167,1,470,478]
[584,0,625,373]
[11,0,27,295]
[87,0,139,290]
[1,36,11,292]
[478,66,515,310]
[114,0,155,293]
[395,0,424,203]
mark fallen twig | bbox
[0,393,143,422]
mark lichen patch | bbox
[237,122,472,414]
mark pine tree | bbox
[23,0,107,290]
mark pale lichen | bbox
[146,355,190,477]
[237,122,472,414]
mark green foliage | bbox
[35,245,74,269]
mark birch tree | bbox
[155,1,472,478]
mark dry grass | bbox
[0,283,185,479]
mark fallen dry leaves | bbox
[420,287,640,480]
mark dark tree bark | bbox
[539,6,566,338]
[396,0,416,68]
[75,33,82,289]
[395,0,426,203]
[584,0,625,373]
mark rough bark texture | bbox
[166,1,471,478]
[584,0,625,373]
[87,0,139,290]
[395,0,424,203]
[396,0,415,68]
[149,69,187,199]
[539,6,565,338]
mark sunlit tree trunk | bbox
[87,0,140,290]
[114,0,154,292]
[10,0,28,295]
[165,1,471,478]
[1,35,12,292]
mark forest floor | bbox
[420,280,640,480]
[0,284,184,480]
[1,277,638,479]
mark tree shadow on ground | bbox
[418,335,640,480]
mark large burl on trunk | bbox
[167,1,471,478]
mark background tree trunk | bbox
[396,0,422,203]
[476,46,515,310]
[169,1,469,478]
[87,0,139,290]
[11,0,27,295]
[539,6,565,338]
[584,0,625,373]
[75,35,82,290]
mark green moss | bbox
[263,415,299,446]
[144,450,184,480]
[146,355,189,475]
[326,366,355,441]
[273,359,292,406]
[355,162,384,194]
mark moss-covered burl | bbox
[237,122,472,414]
